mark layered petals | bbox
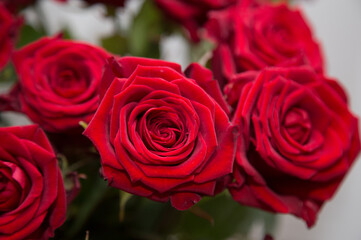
[154,0,237,41]
[0,125,66,239]
[6,36,111,132]
[206,3,324,87]
[227,67,360,227]
[84,57,238,210]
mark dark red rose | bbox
[206,3,324,88]
[0,3,21,71]
[0,125,66,239]
[154,0,238,41]
[227,67,360,227]
[3,36,111,132]
[84,57,238,210]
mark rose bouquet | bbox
[0,0,359,239]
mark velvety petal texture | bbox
[227,67,360,227]
[154,0,237,41]
[84,57,238,210]
[0,125,66,239]
[206,2,324,87]
[0,3,21,71]
[6,36,111,132]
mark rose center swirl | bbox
[264,22,299,55]
[282,107,311,144]
[139,109,185,150]
[270,25,292,42]
[51,66,88,98]
[58,69,78,88]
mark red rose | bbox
[4,36,110,132]
[84,57,238,210]
[0,125,66,239]
[0,3,21,71]
[206,3,324,87]
[154,0,237,41]
[227,67,360,227]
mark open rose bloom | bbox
[0,125,66,239]
[2,36,110,132]
[84,57,238,210]
[226,67,360,226]
[206,2,324,87]
[0,0,360,238]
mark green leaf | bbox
[101,34,128,55]
[188,205,214,226]
[175,192,277,240]
[128,0,180,58]
[128,0,162,58]
[60,28,73,40]
[16,24,46,48]
[65,175,110,238]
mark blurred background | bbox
[4,0,361,239]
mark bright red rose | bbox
[0,3,21,71]
[206,3,324,88]
[227,67,360,227]
[4,36,111,132]
[84,57,238,210]
[0,125,66,239]
[154,0,237,41]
